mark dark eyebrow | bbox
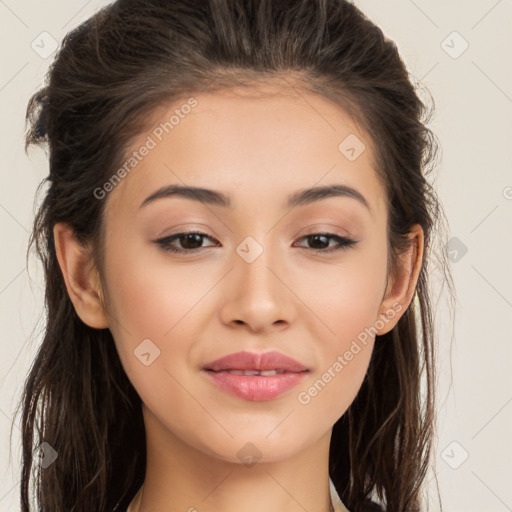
[139,183,371,214]
[140,184,231,209]
[286,184,371,213]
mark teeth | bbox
[225,369,285,376]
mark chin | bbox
[193,428,319,466]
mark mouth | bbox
[202,350,309,401]
[206,369,298,376]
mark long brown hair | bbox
[16,0,454,510]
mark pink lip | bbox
[203,350,308,372]
[202,350,309,401]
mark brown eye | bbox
[155,231,219,254]
[294,233,358,253]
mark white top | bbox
[330,478,351,512]
[126,478,350,511]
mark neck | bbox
[133,405,335,512]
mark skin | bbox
[53,83,423,512]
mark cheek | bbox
[292,237,388,340]
[102,236,215,340]
[295,338,374,432]
[289,242,386,418]
[100,236,227,405]
[101,245,210,431]
[292,262,383,426]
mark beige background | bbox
[1,1,511,510]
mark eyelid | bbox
[294,221,354,238]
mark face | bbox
[97,84,395,464]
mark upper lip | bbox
[202,350,309,372]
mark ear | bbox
[375,224,424,336]
[53,222,109,329]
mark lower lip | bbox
[203,370,308,401]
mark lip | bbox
[202,350,309,401]
[203,350,309,372]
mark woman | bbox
[18,0,452,510]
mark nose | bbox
[218,241,295,334]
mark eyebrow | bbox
[139,183,371,213]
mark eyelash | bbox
[154,231,358,255]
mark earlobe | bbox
[53,222,109,329]
[376,224,424,336]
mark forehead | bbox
[103,85,386,220]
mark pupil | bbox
[182,233,202,249]
[310,235,328,249]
